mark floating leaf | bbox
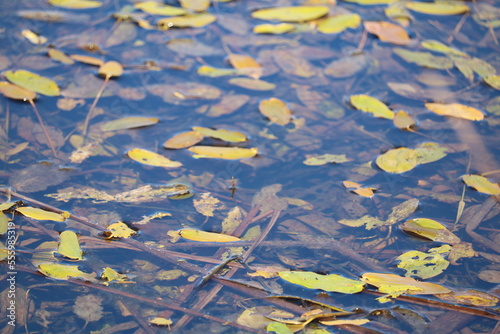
[254,23,295,34]
[462,175,500,195]
[163,131,204,149]
[229,78,276,91]
[414,142,448,165]
[5,70,60,96]
[424,103,484,120]
[421,40,468,57]
[342,0,398,4]
[0,212,8,235]
[134,1,186,16]
[320,319,371,326]
[393,48,454,69]
[267,322,293,334]
[22,29,47,44]
[259,98,292,125]
[278,271,365,294]
[103,222,137,239]
[364,21,410,45]
[48,48,75,64]
[70,54,104,66]
[484,75,500,90]
[402,218,461,243]
[188,146,258,159]
[343,181,376,198]
[228,54,262,79]
[58,230,83,260]
[361,273,451,300]
[179,229,240,242]
[376,147,417,174]
[405,2,469,15]
[0,82,36,100]
[150,317,173,326]
[197,65,237,77]
[127,148,182,168]
[304,154,351,166]
[101,117,159,132]
[316,13,362,34]
[396,248,450,279]
[158,13,216,29]
[38,263,96,281]
[98,61,123,78]
[393,110,416,129]
[16,207,69,222]
[192,126,247,143]
[179,0,210,12]
[350,95,394,119]
[101,267,129,283]
[436,290,498,307]
[49,0,102,9]
[251,6,329,22]
[193,192,224,217]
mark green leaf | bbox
[252,6,329,22]
[414,142,448,165]
[278,271,365,293]
[396,249,450,279]
[393,48,454,69]
[350,95,395,119]
[376,147,417,174]
[4,70,60,96]
[38,263,96,281]
[267,322,294,334]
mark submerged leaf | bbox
[5,70,60,96]
[393,48,454,69]
[252,6,329,22]
[101,117,159,131]
[259,98,292,125]
[304,154,351,166]
[188,146,258,160]
[229,78,276,91]
[158,13,216,29]
[278,271,364,294]
[436,290,498,307]
[421,40,468,57]
[193,192,224,217]
[127,148,182,168]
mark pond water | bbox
[1,0,500,333]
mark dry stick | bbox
[465,196,500,253]
[28,99,57,157]
[82,76,109,137]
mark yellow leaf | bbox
[462,175,500,195]
[414,142,447,165]
[317,13,362,34]
[0,213,8,235]
[103,222,137,239]
[484,75,500,90]
[38,263,96,281]
[158,13,216,29]
[303,154,351,166]
[342,0,397,4]
[101,117,159,132]
[229,78,276,91]
[421,40,468,57]
[48,0,102,9]
[251,6,329,22]
[4,70,59,96]
[193,192,224,217]
[48,48,75,64]
[98,61,123,78]
[127,148,182,168]
[396,250,449,279]
[70,54,104,66]
[101,267,129,282]
[364,21,409,45]
[21,29,47,44]
[188,146,258,160]
[163,131,204,149]
[278,271,365,293]
[58,230,83,260]
[16,207,68,222]
[376,147,417,173]
[436,290,498,307]
[320,319,370,326]
[197,65,237,77]
[192,126,247,143]
[0,82,36,101]
[405,1,469,15]
[350,95,394,119]
[179,229,241,242]
[150,317,173,326]
[402,218,461,244]
[134,1,187,16]
[228,54,262,79]
[259,98,292,125]
[361,273,451,297]
[253,23,296,34]
[425,103,484,120]
[179,0,210,12]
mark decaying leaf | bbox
[436,290,498,307]
[103,222,137,239]
[73,294,103,323]
[396,248,450,279]
[304,154,351,166]
[364,21,410,45]
[101,267,129,283]
[402,218,460,244]
[193,192,224,216]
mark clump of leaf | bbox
[73,294,103,329]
